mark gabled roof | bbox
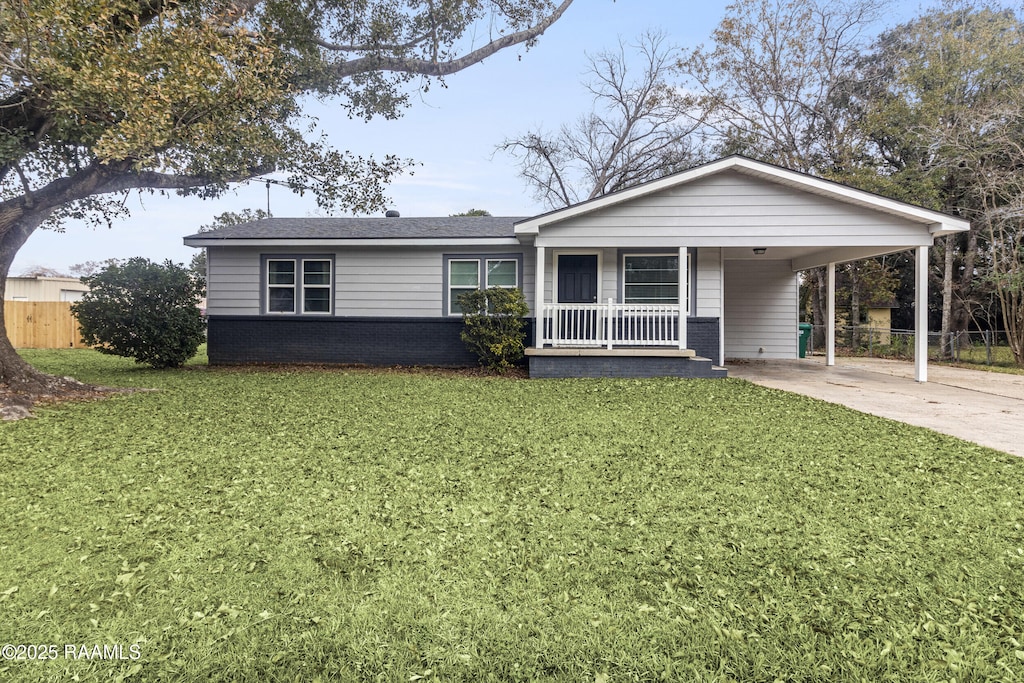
[184,216,524,247]
[513,156,971,237]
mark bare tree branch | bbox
[332,0,574,78]
[501,30,700,209]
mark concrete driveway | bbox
[727,356,1024,458]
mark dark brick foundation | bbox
[685,317,720,364]
[528,355,727,379]
[207,315,535,367]
[205,315,719,375]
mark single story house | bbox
[184,156,969,380]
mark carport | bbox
[711,163,970,383]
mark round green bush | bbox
[71,258,206,368]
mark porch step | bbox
[527,348,727,379]
[692,358,729,379]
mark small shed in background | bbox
[5,276,90,302]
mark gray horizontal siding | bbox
[695,248,721,318]
[204,244,533,318]
[206,248,261,316]
[724,259,798,360]
[537,171,928,248]
[337,249,441,317]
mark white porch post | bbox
[719,248,725,366]
[915,246,929,382]
[678,246,688,350]
[826,262,836,367]
[535,245,545,348]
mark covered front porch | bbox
[526,246,727,378]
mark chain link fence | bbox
[806,325,1017,367]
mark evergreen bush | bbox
[458,287,529,373]
[71,258,205,369]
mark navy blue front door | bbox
[556,255,599,342]
[557,255,598,303]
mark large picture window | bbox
[445,255,521,315]
[622,253,691,314]
[264,257,333,314]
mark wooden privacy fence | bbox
[4,301,89,349]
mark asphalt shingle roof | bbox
[185,216,525,241]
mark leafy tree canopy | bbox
[0,0,573,390]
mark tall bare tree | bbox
[500,31,699,209]
[675,0,891,345]
[677,0,884,173]
[968,133,1024,363]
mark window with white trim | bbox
[265,257,333,314]
[622,253,691,314]
[446,256,520,315]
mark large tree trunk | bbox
[0,161,242,405]
[811,267,827,349]
[940,235,954,358]
[0,165,126,398]
[0,208,60,392]
[850,263,860,349]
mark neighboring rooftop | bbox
[184,216,525,242]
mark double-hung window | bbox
[623,253,690,314]
[265,257,333,314]
[445,255,520,315]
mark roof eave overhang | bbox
[929,221,971,237]
[183,237,523,248]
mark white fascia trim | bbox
[537,235,934,250]
[513,157,971,236]
[184,237,523,248]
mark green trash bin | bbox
[798,322,813,358]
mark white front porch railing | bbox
[541,299,684,349]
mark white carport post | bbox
[826,262,836,366]
[915,246,928,382]
[534,245,545,348]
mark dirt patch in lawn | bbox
[0,380,142,421]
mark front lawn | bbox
[1,350,1022,681]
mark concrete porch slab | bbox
[527,347,724,379]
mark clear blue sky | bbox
[12,0,929,275]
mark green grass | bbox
[938,345,1024,376]
[2,349,1023,682]
[841,339,1024,375]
